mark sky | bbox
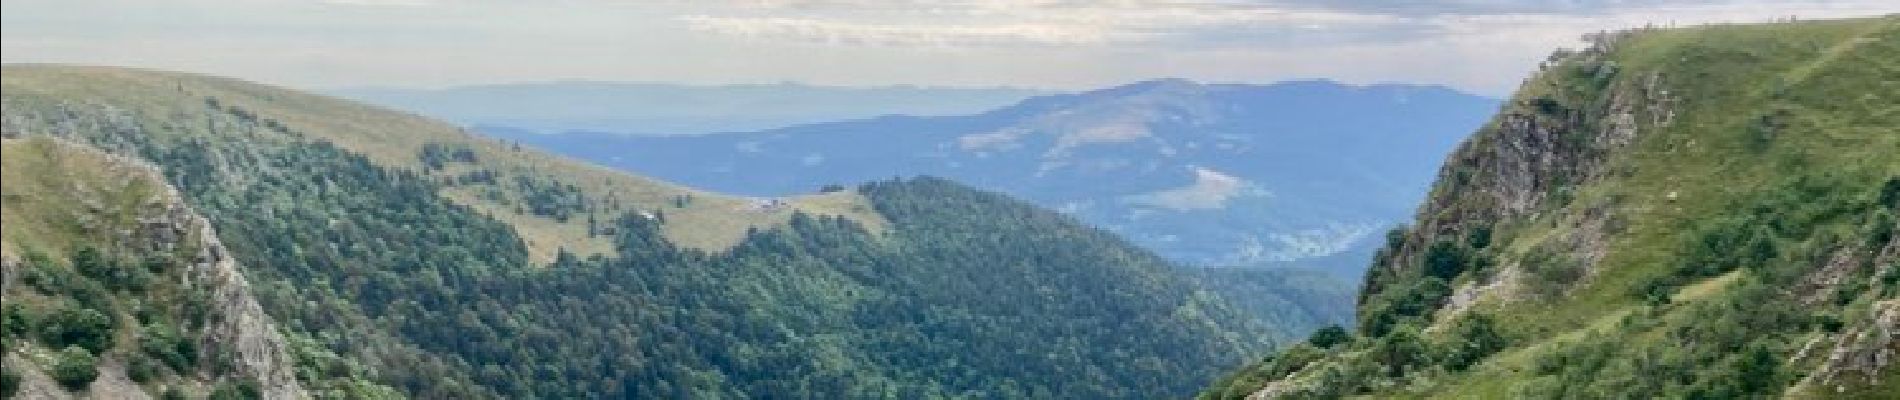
[3,0,1894,96]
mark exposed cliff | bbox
[2,137,306,399]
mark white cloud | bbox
[679,15,1121,47]
[1122,166,1262,211]
[735,141,765,153]
[677,1,1408,48]
[320,0,433,6]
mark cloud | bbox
[320,0,433,6]
[676,0,1897,50]
[1122,166,1263,211]
[678,1,1408,48]
[680,15,1121,46]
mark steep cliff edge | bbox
[1203,15,1900,399]
[2,137,306,399]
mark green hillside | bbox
[0,65,885,265]
[1,65,1278,398]
[1204,15,1900,399]
[2,137,307,399]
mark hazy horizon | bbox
[5,1,1895,96]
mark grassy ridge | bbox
[0,65,884,263]
[1,138,163,258]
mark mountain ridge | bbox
[1,64,1296,398]
[480,78,1500,278]
[1,63,892,264]
[332,81,1049,135]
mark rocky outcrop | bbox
[117,147,310,400]
[177,205,308,399]
[0,138,307,400]
[1803,300,1899,393]
[1360,31,1674,304]
[1796,219,1900,393]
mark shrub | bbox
[41,306,115,354]
[1466,225,1494,250]
[127,354,163,383]
[1523,247,1585,299]
[1879,177,1900,208]
[209,379,262,400]
[51,346,100,390]
[1869,210,1895,248]
[141,323,197,372]
[1,303,31,337]
[1369,325,1432,378]
[1306,325,1352,349]
[1,367,20,398]
[1442,313,1508,371]
[1423,241,1470,280]
[71,246,111,283]
[1360,278,1452,337]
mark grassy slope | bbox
[1,138,164,259]
[1205,15,1898,399]
[0,65,885,263]
[1,137,221,396]
[1417,16,1898,398]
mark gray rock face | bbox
[1359,33,1674,305]
[1245,30,1682,400]
[1798,219,1900,392]
[1810,300,1899,392]
[136,156,310,400]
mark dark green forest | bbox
[4,90,1275,398]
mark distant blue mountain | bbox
[332,81,1047,135]
[480,79,1498,278]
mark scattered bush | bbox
[1441,313,1508,371]
[160,387,189,400]
[127,354,164,383]
[1423,240,1471,281]
[40,306,115,354]
[1306,326,1352,349]
[1,303,30,337]
[141,323,197,372]
[1878,177,1900,208]
[51,346,100,390]
[1,367,20,398]
[1369,325,1432,378]
[209,379,262,400]
[1360,278,1451,337]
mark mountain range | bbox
[478,79,1499,278]
[333,82,1047,135]
[6,14,1892,400]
